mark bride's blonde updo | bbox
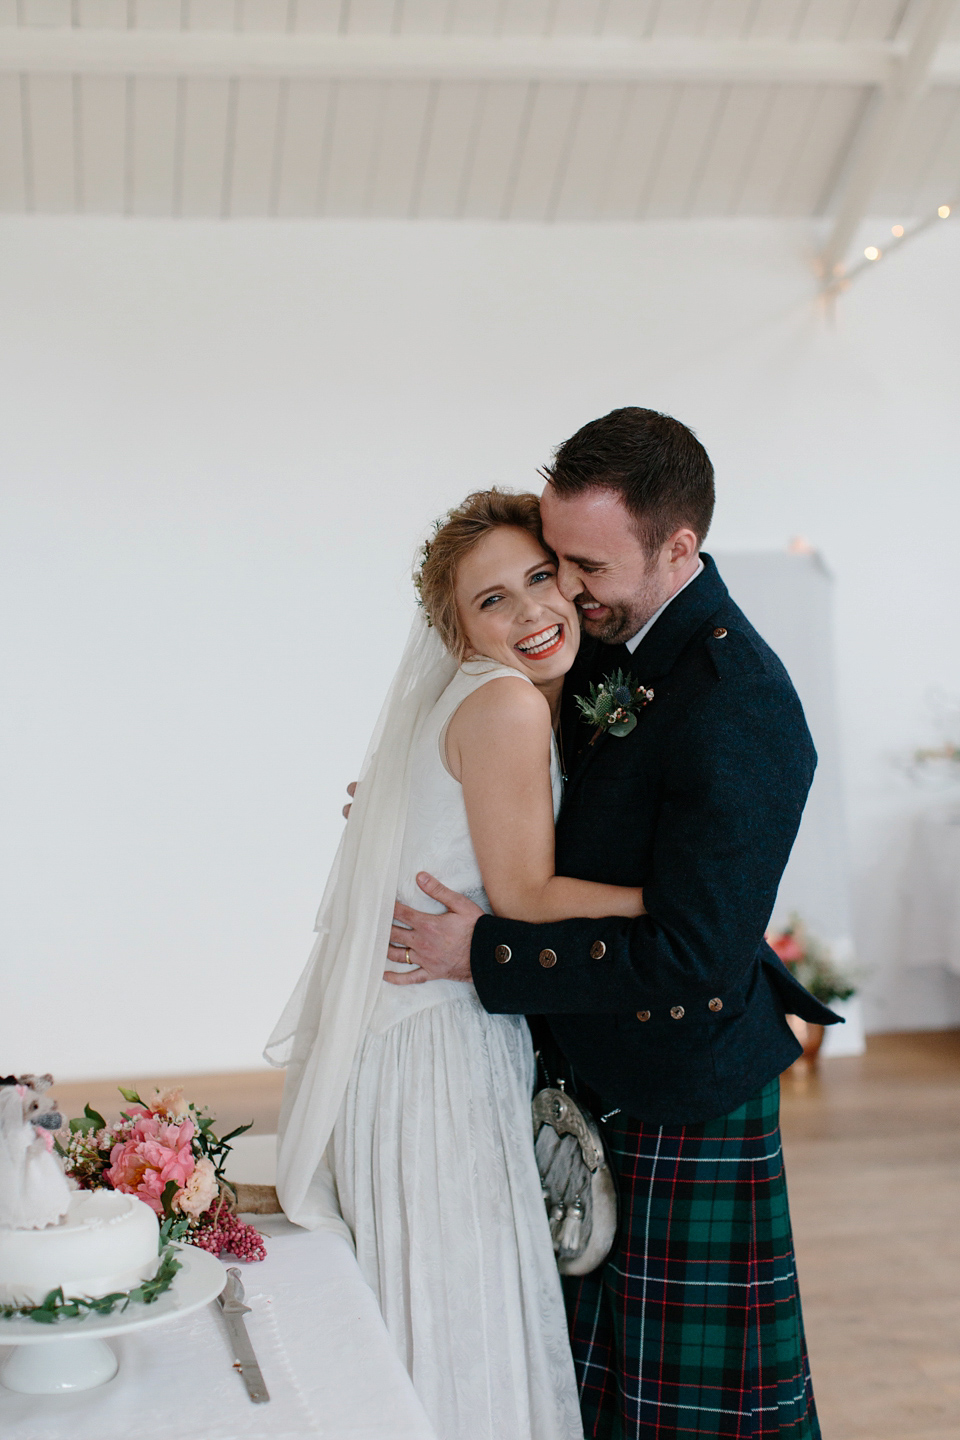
[415,489,546,661]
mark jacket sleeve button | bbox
[589,941,607,960]
[670,1005,685,1020]
[539,948,558,968]
[708,997,723,1012]
[713,627,727,639]
[636,1009,651,1022]
[495,945,512,964]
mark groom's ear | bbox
[666,529,699,567]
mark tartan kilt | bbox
[563,1078,820,1439]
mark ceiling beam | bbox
[1,28,960,86]
[818,0,958,281]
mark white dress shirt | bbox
[624,558,705,654]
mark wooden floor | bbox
[53,1031,960,1440]
[780,1031,960,1440]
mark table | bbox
[0,1216,438,1440]
[901,802,960,975]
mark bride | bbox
[266,490,645,1440]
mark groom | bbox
[388,407,837,1438]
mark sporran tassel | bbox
[558,1198,583,1256]
[549,1201,566,1249]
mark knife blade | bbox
[215,1266,271,1403]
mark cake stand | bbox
[0,1243,226,1394]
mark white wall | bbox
[2,214,959,1080]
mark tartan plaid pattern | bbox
[563,1079,820,1439]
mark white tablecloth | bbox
[0,1216,438,1440]
[901,802,960,975]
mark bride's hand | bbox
[342,781,357,819]
[384,874,484,986]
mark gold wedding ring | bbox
[405,947,412,965]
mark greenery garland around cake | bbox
[0,1244,183,1323]
[2,1084,265,1324]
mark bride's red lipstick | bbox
[515,623,565,660]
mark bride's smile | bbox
[453,525,580,688]
[515,622,565,658]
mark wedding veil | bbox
[264,612,458,1233]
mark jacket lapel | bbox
[562,555,728,794]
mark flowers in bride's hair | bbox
[576,668,654,744]
[412,514,449,626]
[57,1086,265,1263]
[413,537,434,625]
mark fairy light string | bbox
[822,196,956,297]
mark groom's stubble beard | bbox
[577,552,673,647]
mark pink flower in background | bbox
[105,1114,196,1215]
[768,931,804,965]
[176,1156,218,1218]
[146,1086,189,1120]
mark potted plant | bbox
[767,914,856,1071]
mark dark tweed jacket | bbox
[472,554,840,1125]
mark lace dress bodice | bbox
[370,660,562,1033]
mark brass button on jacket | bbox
[539,948,558,968]
[670,1005,685,1020]
[589,941,607,960]
[708,997,723,1012]
[636,1009,651,1022]
[494,944,512,965]
[713,626,728,639]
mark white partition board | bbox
[713,551,863,1056]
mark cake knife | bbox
[216,1267,270,1403]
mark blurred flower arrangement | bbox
[912,741,960,770]
[905,692,960,783]
[767,914,856,1005]
[57,1086,266,1262]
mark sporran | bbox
[533,1076,617,1276]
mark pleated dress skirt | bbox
[330,986,584,1440]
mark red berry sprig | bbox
[190,1211,266,1263]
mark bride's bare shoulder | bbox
[445,675,551,779]
[453,673,550,731]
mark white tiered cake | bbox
[0,1189,160,1306]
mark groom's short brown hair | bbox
[542,407,715,553]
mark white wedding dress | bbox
[328,661,583,1440]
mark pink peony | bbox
[176,1156,219,1218]
[105,1114,196,1215]
[768,931,804,965]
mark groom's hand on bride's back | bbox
[384,874,483,987]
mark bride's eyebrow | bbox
[471,563,549,604]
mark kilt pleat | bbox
[563,1079,820,1439]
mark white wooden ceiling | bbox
[1,0,958,226]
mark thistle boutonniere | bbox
[576,669,654,744]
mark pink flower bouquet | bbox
[766,913,855,1006]
[58,1086,265,1262]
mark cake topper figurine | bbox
[0,1075,72,1230]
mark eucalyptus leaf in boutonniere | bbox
[576,668,654,744]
